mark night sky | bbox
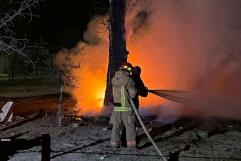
[14,0,109,52]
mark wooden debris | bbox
[0,110,45,131]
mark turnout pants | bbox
[110,111,136,147]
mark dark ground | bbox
[0,94,241,161]
[0,79,240,161]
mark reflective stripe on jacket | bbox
[112,70,137,112]
[114,86,132,112]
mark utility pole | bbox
[103,0,128,114]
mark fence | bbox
[0,48,53,79]
[0,134,50,161]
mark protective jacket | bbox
[112,70,137,112]
[132,73,148,109]
[110,69,137,148]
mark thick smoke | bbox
[54,17,109,115]
[126,0,241,120]
[54,1,241,119]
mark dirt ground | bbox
[0,94,75,116]
[0,81,241,161]
[0,104,241,161]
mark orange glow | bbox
[72,66,107,115]
[55,45,108,115]
[54,10,188,115]
[54,17,109,116]
[54,1,241,118]
[54,9,202,116]
[96,89,105,107]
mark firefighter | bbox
[110,62,137,148]
[120,65,148,147]
[131,66,148,109]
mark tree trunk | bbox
[103,0,128,113]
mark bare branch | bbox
[0,0,42,74]
[0,0,40,32]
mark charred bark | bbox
[103,0,128,112]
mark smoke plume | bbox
[54,0,241,119]
[126,0,241,119]
[54,17,109,115]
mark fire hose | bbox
[126,89,168,161]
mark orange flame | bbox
[54,17,109,116]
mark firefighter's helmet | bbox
[120,62,133,72]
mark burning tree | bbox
[103,0,128,110]
[53,0,128,115]
[0,0,41,72]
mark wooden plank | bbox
[0,110,45,131]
